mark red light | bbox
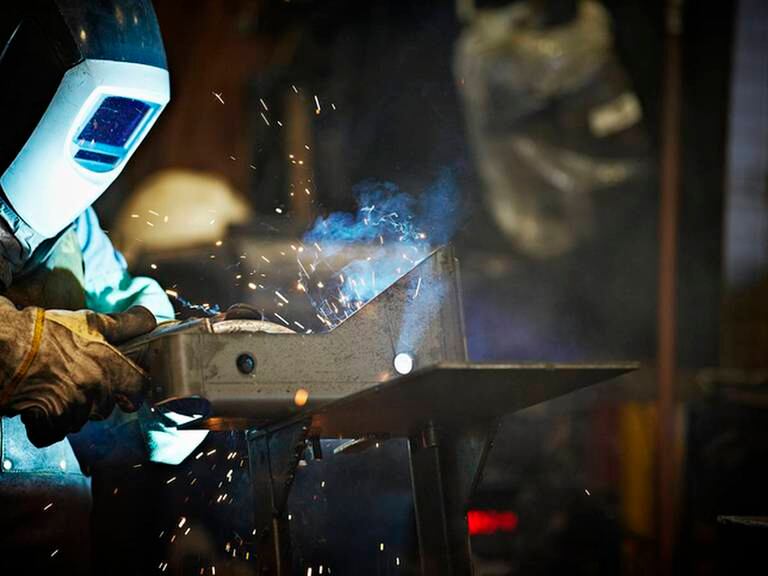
[467,509,518,536]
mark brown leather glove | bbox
[0,299,157,447]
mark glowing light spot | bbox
[294,388,309,407]
[393,353,414,375]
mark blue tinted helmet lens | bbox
[77,96,151,147]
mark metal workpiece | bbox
[122,246,467,428]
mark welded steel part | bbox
[121,246,467,428]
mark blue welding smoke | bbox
[300,170,460,328]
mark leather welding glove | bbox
[0,297,157,448]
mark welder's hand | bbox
[0,299,157,448]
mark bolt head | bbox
[236,353,256,374]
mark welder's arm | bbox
[75,207,174,321]
[75,208,208,465]
[0,298,157,447]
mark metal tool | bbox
[122,245,636,574]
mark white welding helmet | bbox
[0,0,169,238]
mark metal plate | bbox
[264,362,637,438]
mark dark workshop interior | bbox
[1,0,767,574]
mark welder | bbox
[0,1,187,572]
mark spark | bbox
[43,503,53,511]
[261,256,271,263]
[148,209,159,216]
[51,549,59,558]
[380,543,385,551]
[146,221,154,227]
[294,321,305,330]
[206,449,217,456]
[275,290,289,304]
[297,259,310,278]
[274,313,290,326]
[292,84,298,93]
[195,452,203,460]
[260,112,270,126]
[166,476,176,484]
[130,213,139,218]
[212,92,225,104]
[275,207,283,214]
[178,517,187,528]
[150,263,158,270]
[259,98,269,111]
[314,95,321,115]
[585,489,591,496]
[248,282,257,290]
[413,276,422,300]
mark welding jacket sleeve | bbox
[74,207,174,321]
[73,208,208,465]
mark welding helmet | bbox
[0,0,169,238]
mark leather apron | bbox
[0,229,92,575]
